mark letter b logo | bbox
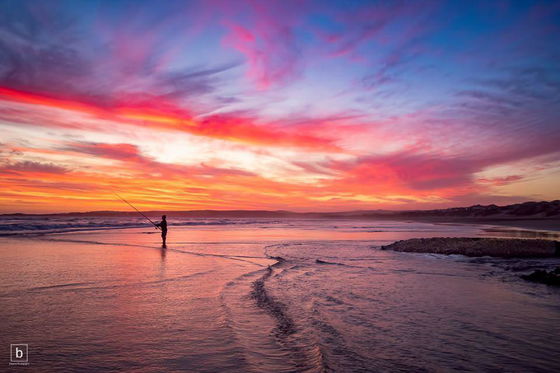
[10,344,28,363]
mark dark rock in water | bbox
[521,267,560,286]
[380,237,559,258]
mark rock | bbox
[380,237,559,258]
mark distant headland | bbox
[2,200,559,231]
[3,200,559,219]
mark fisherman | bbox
[155,215,168,247]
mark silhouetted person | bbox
[156,215,167,247]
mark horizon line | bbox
[2,199,557,216]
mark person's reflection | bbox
[158,246,167,281]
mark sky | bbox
[0,0,559,213]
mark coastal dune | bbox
[381,237,560,258]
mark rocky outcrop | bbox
[380,237,559,258]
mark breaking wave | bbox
[0,216,281,236]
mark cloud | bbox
[0,160,68,175]
[325,152,479,195]
[156,63,239,99]
[221,1,304,89]
[0,0,240,113]
[477,175,524,186]
[61,140,258,178]
[318,143,555,199]
[63,142,143,161]
[0,87,342,151]
[0,0,559,212]
[457,67,560,118]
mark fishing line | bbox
[113,192,160,230]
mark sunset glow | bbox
[1,0,559,213]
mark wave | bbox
[315,259,344,265]
[28,281,96,291]
[251,260,296,336]
[315,258,376,271]
[0,217,281,236]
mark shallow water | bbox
[0,219,559,371]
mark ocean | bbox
[1,217,559,371]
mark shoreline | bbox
[409,217,560,232]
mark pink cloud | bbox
[221,1,305,89]
[64,142,144,161]
[477,175,524,186]
[0,87,341,152]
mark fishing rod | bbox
[114,193,160,230]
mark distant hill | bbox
[2,200,559,219]
[387,200,560,219]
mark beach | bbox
[1,218,560,371]
[2,0,560,370]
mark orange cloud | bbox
[0,87,340,152]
